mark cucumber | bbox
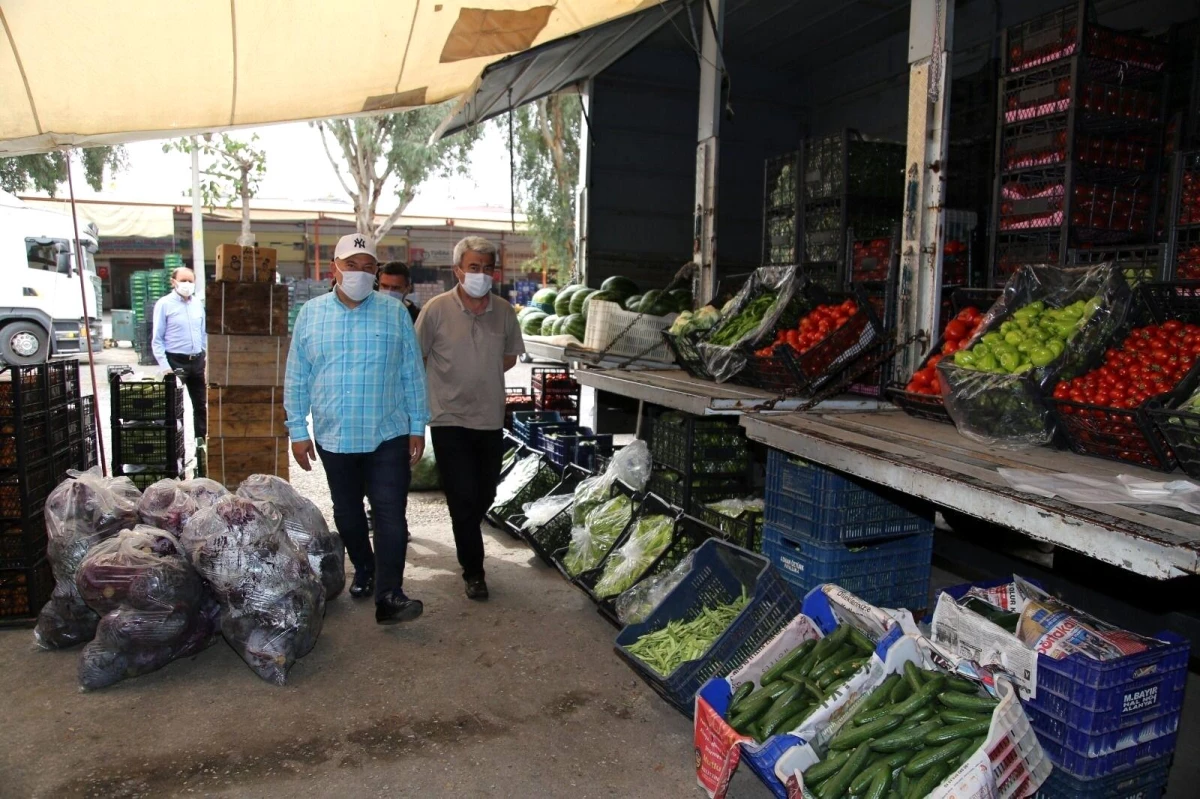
[728,681,754,714]
[903,661,924,693]
[903,738,973,777]
[774,703,815,737]
[826,623,851,648]
[847,625,877,655]
[757,684,804,732]
[851,760,892,795]
[891,675,946,717]
[809,644,855,682]
[854,705,898,727]
[818,740,874,799]
[918,667,945,684]
[940,709,991,725]
[905,704,937,724]
[761,639,816,686]
[897,771,911,796]
[728,689,777,726]
[865,763,893,799]
[819,656,867,690]
[957,736,987,767]
[853,674,902,720]
[944,674,982,693]
[870,721,942,753]
[924,718,992,746]
[803,749,851,786]
[938,691,999,713]
[891,678,913,704]
[829,714,905,751]
[905,762,951,799]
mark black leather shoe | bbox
[465,578,489,601]
[349,572,374,600]
[375,591,424,625]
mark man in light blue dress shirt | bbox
[285,234,429,625]
[151,267,207,439]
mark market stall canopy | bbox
[434,0,682,139]
[0,0,665,156]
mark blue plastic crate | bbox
[531,421,580,452]
[1038,731,1178,781]
[545,430,612,470]
[1024,700,1181,758]
[1033,756,1171,799]
[761,524,932,611]
[764,449,934,544]
[511,410,561,444]
[614,539,802,718]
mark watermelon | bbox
[600,275,639,300]
[562,313,586,341]
[581,290,620,320]
[521,312,547,336]
[553,316,570,336]
[669,289,693,313]
[623,294,643,311]
[517,306,539,321]
[569,288,597,316]
[638,290,663,313]
[554,285,579,317]
[531,288,558,315]
[540,314,560,336]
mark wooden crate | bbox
[207,436,288,489]
[215,245,278,283]
[206,283,288,336]
[207,335,290,386]
[208,386,287,438]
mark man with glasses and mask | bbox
[152,267,207,443]
[285,234,429,625]
[415,236,524,601]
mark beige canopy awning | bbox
[0,0,663,156]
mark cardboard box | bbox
[206,282,288,336]
[208,386,287,437]
[215,245,277,282]
[207,335,290,386]
[207,436,289,489]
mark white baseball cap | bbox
[334,233,377,261]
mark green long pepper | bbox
[626,591,750,676]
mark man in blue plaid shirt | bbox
[285,233,428,625]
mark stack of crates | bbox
[110,372,185,490]
[647,411,751,517]
[761,449,934,611]
[531,366,579,419]
[130,261,175,366]
[286,278,333,333]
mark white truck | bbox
[0,191,101,364]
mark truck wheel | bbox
[0,321,49,365]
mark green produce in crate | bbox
[624,294,643,311]
[707,292,779,347]
[625,590,749,676]
[592,513,675,598]
[564,494,634,576]
[668,306,721,336]
[952,298,1101,374]
[489,454,556,522]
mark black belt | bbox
[166,351,205,361]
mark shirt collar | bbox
[335,290,376,311]
[452,286,493,315]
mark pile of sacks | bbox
[34,469,345,689]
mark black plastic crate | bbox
[124,470,178,492]
[1069,244,1165,285]
[649,412,749,477]
[648,466,748,514]
[0,513,45,570]
[803,131,905,203]
[114,423,184,471]
[695,498,763,552]
[71,433,98,472]
[504,387,535,430]
[79,395,97,437]
[47,403,81,451]
[44,360,81,405]
[1005,2,1167,76]
[0,365,47,419]
[0,557,53,627]
[0,416,48,469]
[663,329,713,381]
[112,375,184,424]
[770,289,886,395]
[0,459,54,521]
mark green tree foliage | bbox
[164,134,268,244]
[0,146,127,197]
[508,93,581,283]
[314,103,480,244]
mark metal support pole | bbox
[693,0,724,305]
[897,0,954,378]
[575,80,593,287]
[190,141,206,302]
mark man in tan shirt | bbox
[415,236,524,600]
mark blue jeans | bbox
[316,436,411,601]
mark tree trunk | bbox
[239,163,254,246]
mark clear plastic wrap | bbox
[563,494,634,576]
[137,479,200,536]
[177,478,230,508]
[938,264,1132,448]
[610,439,651,491]
[236,474,346,600]
[698,266,804,382]
[592,513,675,598]
[35,468,142,650]
[615,550,696,626]
[180,495,326,685]
[410,431,440,491]
[492,454,542,509]
[75,525,219,689]
[520,493,575,531]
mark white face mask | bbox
[461,271,493,298]
[380,288,405,301]
[338,268,375,302]
[175,281,195,298]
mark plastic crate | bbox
[695,499,763,552]
[648,467,747,514]
[1032,756,1170,799]
[47,403,82,451]
[1037,730,1177,781]
[112,376,184,423]
[762,524,932,611]
[79,395,96,437]
[546,431,612,471]
[1024,697,1182,760]
[72,433,98,472]
[0,365,47,418]
[530,421,579,453]
[662,329,713,381]
[582,300,677,363]
[503,387,535,430]
[0,557,52,626]
[44,360,80,405]
[123,469,178,492]
[0,513,45,569]
[521,464,592,567]
[486,453,560,528]
[1005,3,1082,74]
[114,423,184,471]
[613,538,802,716]
[0,417,48,469]
[764,450,934,544]
[650,413,748,476]
[0,459,54,520]
[771,288,885,394]
[1070,245,1164,286]
[511,410,562,445]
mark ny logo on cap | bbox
[354,237,366,248]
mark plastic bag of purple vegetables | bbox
[181,495,325,685]
[236,474,345,600]
[35,468,141,650]
[136,479,199,536]
[75,525,220,689]
[177,477,230,509]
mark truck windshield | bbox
[26,238,96,274]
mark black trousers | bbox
[166,351,207,438]
[316,436,412,601]
[430,426,504,582]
